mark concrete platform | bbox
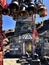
[3,58,21,65]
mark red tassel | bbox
[0,0,8,8]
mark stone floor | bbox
[3,58,21,65]
[3,58,46,65]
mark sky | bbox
[2,0,49,30]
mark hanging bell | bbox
[26,2,36,14]
[23,0,32,5]
[2,8,10,15]
[8,1,19,12]
[18,4,28,16]
[38,4,47,17]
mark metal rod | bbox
[0,14,3,65]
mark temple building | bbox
[4,18,49,56]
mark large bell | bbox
[8,1,19,19]
[8,1,19,12]
[38,4,47,17]
[26,2,36,14]
[18,4,28,16]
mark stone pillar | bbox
[0,10,6,65]
[0,13,3,65]
[22,40,26,55]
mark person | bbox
[0,43,3,51]
[35,42,42,58]
[32,44,36,55]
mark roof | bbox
[4,19,49,38]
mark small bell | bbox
[26,2,36,14]
[38,4,47,17]
[8,1,19,12]
[18,4,28,16]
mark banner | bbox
[32,28,38,40]
[0,0,8,8]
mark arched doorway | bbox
[25,40,32,53]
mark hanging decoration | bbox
[32,27,38,40]
[0,0,8,8]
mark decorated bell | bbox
[18,4,28,16]
[2,8,10,15]
[38,4,47,17]
[23,0,32,4]
[8,0,19,19]
[26,2,36,14]
[8,1,19,12]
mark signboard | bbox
[44,43,49,49]
[21,33,32,39]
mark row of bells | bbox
[0,1,47,17]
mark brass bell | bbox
[18,4,28,16]
[38,4,47,17]
[8,1,19,12]
[23,0,32,4]
[26,2,36,14]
